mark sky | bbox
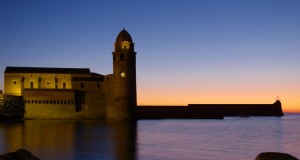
[0,0,299,112]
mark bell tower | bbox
[106,29,137,119]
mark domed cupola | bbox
[114,28,134,52]
[116,29,133,43]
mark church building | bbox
[2,29,284,120]
[3,29,137,119]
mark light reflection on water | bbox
[0,120,136,160]
[0,115,300,160]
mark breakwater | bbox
[0,95,25,120]
[137,100,283,119]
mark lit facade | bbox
[3,29,137,119]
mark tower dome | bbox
[116,29,133,43]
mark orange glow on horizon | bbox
[137,87,300,113]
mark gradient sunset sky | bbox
[1,0,299,112]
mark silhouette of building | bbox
[2,29,283,119]
[4,29,136,120]
[138,100,283,119]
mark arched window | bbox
[63,82,66,89]
[30,82,34,89]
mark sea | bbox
[0,114,300,160]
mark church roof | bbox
[116,29,133,43]
[5,66,91,74]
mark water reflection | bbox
[137,118,288,160]
[0,120,137,160]
[1,116,300,160]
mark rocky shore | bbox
[0,95,25,120]
[255,152,299,160]
[0,149,39,160]
[1,149,298,160]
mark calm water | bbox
[0,115,300,160]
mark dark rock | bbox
[255,152,299,160]
[0,149,39,160]
[0,95,25,120]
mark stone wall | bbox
[4,73,24,96]
[23,89,77,119]
[73,78,106,119]
[188,100,284,117]
[138,101,284,119]
[22,79,107,119]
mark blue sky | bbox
[1,0,300,111]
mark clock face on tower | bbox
[120,72,126,78]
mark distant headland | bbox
[0,29,284,120]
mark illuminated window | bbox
[120,54,125,61]
[30,82,34,89]
[63,82,66,89]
